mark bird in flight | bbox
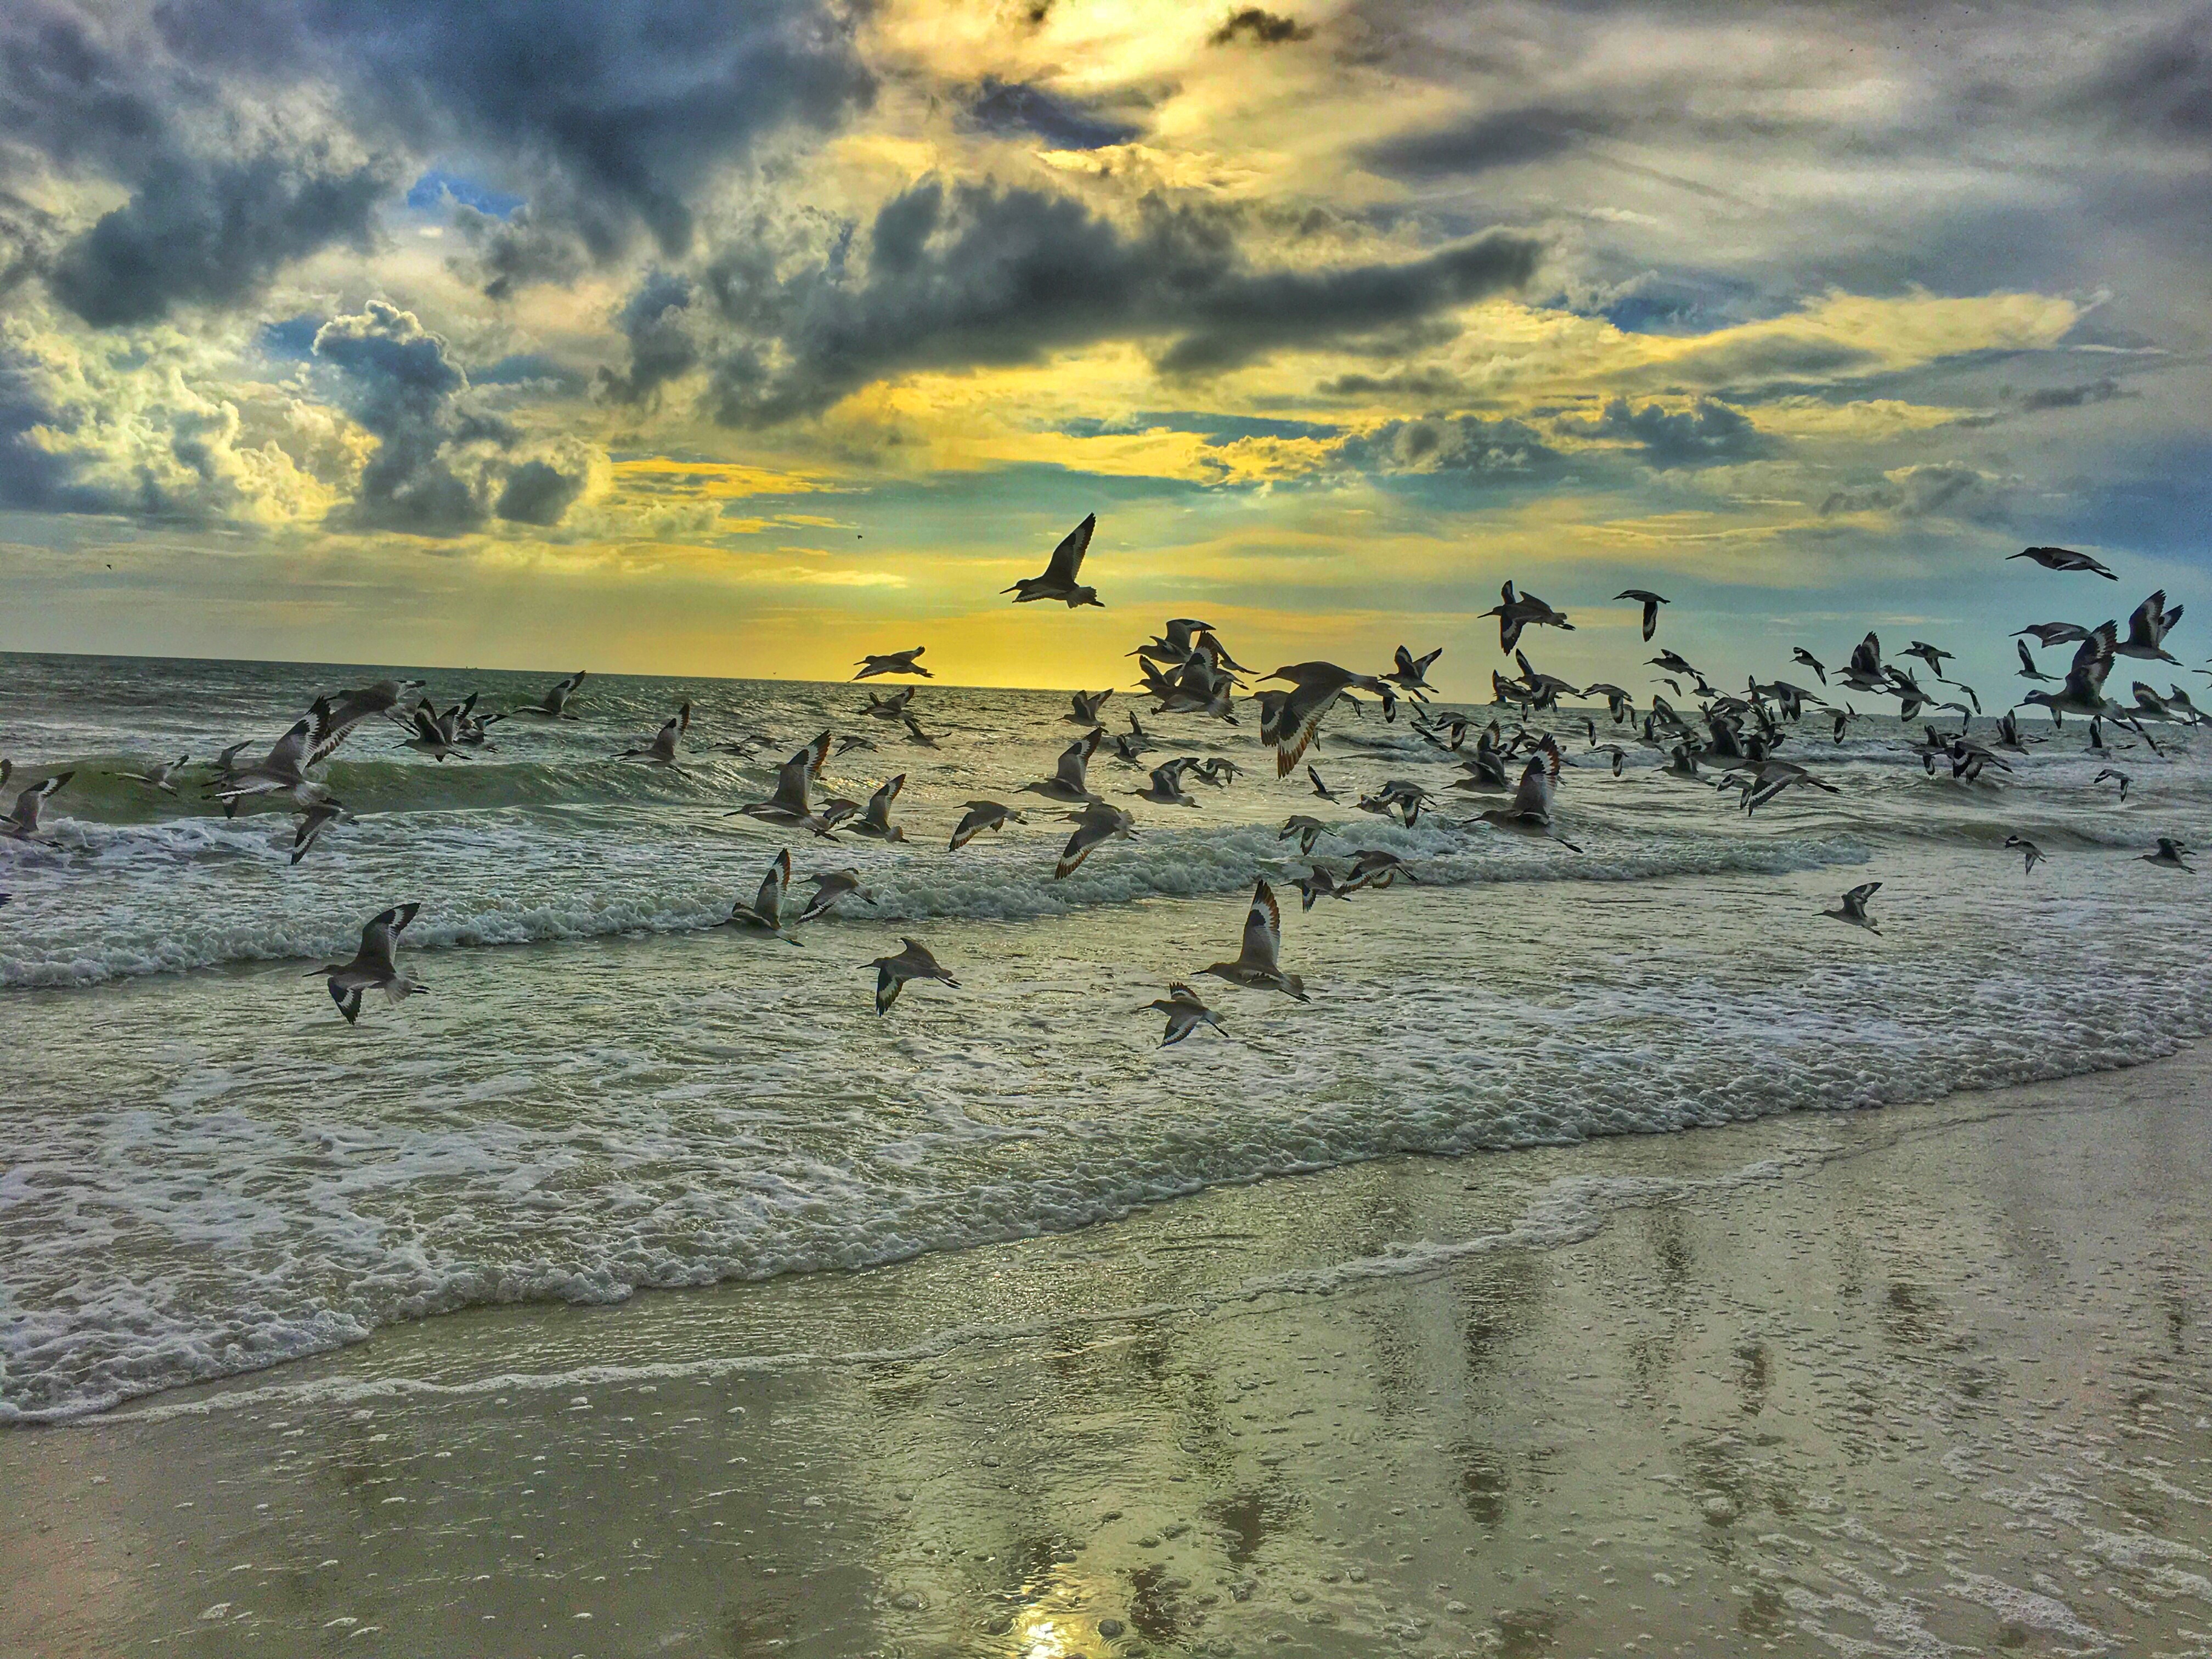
[1005,514,1103,607]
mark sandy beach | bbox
[5,1048,2210,1658]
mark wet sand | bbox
[4,1052,2211,1659]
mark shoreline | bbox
[7,1047,2211,1655]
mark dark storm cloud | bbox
[1820,463,2011,524]
[691,179,1543,424]
[1210,9,1313,46]
[1554,396,1771,468]
[1329,413,1560,476]
[3,0,872,325]
[595,270,701,405]
[2016,376,2131,411]
[966,78,1141,150]
[313,301,584,536]
[1362,109,1610,180]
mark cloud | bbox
[2015,376,2131,411]
[966,79,1142,150]
[1819,462,2012,524]
[1330,413,1560,478]
[1554,396,1773,468]
[691,178,1542,424]
[595,270,699,405]
[312,301,588,536]
[1362,109,1607,180]
[1210,9,1314,46]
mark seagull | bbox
[2143,837,2195,872]
[313,902,424,1024]
[2004,834,2044,875]
[1056,801,1136,877]
[1005,514,1103,607]
[116,754,189,794]
[1133,982,1224,1047]
[862,687,917,721]
[1066,688,1114,726]
[797,868,875,922]
[1821,881,1882,933]
[868,938,959,1012]
[2016,640,2057,682]
[1792,647,1828,685]
[1617,589,1669,641]
[2021,622,2117,725]
[616,702,691,769]
[732,731,837,836]
[511,671,588,718]
[717,848,801,943]
[1022,730,1105,804]
[2011,545,2118,579]
[1385,645,1444,699]
[1256,663,1397,777]
[1484,581,1573,654]
[289,798,349,865]
[1308,765,1341,802]
[3,771,74,841]
[1470,743,1583,851]
[1290,864,1357,909]
[1131,758,1201,807]
[2015,622,2092,648]
[855,647,932,680]
[2094,767,2131,802]
[2117,591,2183,662]
[1279,815,1337,856]
[1199,879,1307,1001]
[949,799,1026,850]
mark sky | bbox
[2,0,2208,699]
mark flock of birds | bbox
[2,518,2203,1040]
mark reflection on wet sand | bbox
[6,1053,2212,1656]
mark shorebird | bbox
[722,848,802,943]
[1469,743,1583,851]
[855,647,932,680]
[1830,704,1858,743]
[2021,622,2117,725]
[204,740,256,785]
[1022,730,1105,804]
[1617,589,1669,641]
[116,754,189,794]
[1792,647,1828,685]
[1194,756,1240,787]
[213,714,329,811]
[1484,581,1572,653]
[511,670,587,718]
[289,798,348,865]
[1345,849,1419,891]
[1131,759,1201,807]
[862,687,917,721]
[868,938,959,1012]
[2011,545,2118,579]
[1822,881,1882,932]
[797,869,874,922]
[4,771,73,840]
[1587,743,1628,777]
[1199,879,1308,1001]
[844,775,908,842]
[2117,591,2183,662]
[1291,865,1356,909]
[1839,633,1889,694]
[732,731,837,836]
[1584,682,1634,724]
[1356,777,1435,826]
[616,703,691,769]
[2016,622,2092,648]
[402,702,475,762]
[1279,815,1336,856]
[832,733,877,757]
[2144,837,2195,872]
[313,680,426,765]
[1130,617,1214,668]
[901,714,942,748]
[314,902,423,1023]
[1256,663,1397,777]
[949,799,1025,849]
[2094,767,2131,802]
[1385,645,1443,699]
[1066,689,1114,727]
[2016,640,2056,682]
[1649,648,1699,679]
[1993,709,2033,752]
[2004,834,2043,875]
[1307,765,1341,802]
[1056,801,1136,877]
[1133,983,1224,1047]
[1904,641,1955,681]
[1005,514,1102,607]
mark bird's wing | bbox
[1241,880,1283,968]
[1043,514,1096,585]
[755,848,792,919]
[2069,622,2119,695]
[1844,881,1881,905]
